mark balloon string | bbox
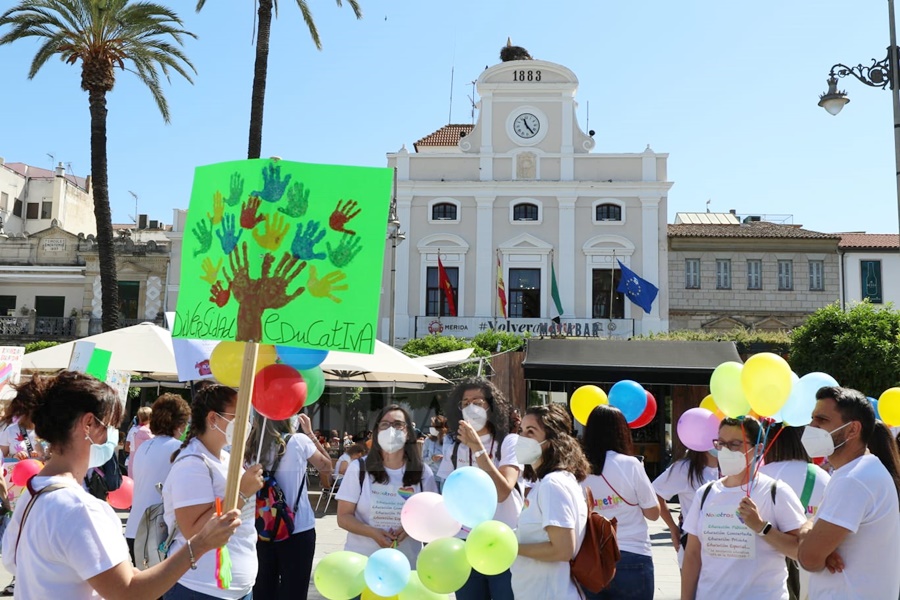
[754,423,786,481]
[255,417,267,466]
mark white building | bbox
[838,233,900,307]
[383,50,671,345]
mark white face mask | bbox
[378,427,407,453]
[462,404,488,431]
[213,414,248,447]
[801,422,851,458]
[429,427,440,437]
[717,446,754,477]
[87,425,119,468]
[515,436,546,465]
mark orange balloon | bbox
[699,395,725,421]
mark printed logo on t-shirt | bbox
[701,508,756,560]
[593,495,627,509]
[523,498,530,509]
[397,486,415,500]
[806,504,817,517]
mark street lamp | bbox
[818,0,900,249]
[387,174,405,348]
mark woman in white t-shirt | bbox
[581,405,660,600]
[0,371,240,600]
[682,417,808,600]
[163,384,265,600]
[511,404,590,600]
[421,415,447,490]
[336,404,437,566]
[436,378,523,600]
[653,448,719,566]
[244,412,332,600]
[0,391,47,461]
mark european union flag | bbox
[616,260,659,314]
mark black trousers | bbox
[254,528,316,600]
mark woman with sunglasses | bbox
[681,417,807,600]
[336,404,437,565]
[163,384,265,600]
[0,372,241,600]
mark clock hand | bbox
[523,120,534,134]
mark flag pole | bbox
[610,249,616,335]
[438,247,442,320]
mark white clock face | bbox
[513,113,540,139]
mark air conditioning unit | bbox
[138,214,148,229]
[149,220,159,229]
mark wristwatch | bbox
[473,449,487,459]
[758,522,773,537]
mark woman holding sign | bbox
[164,384,264,600]
[681,417,808,600]
[336,404,437,565]
[0,371,240,599]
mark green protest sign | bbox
[173,159,392,354]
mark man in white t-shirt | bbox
[798,386,900,600]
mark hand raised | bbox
[277,182,310,218]
[252,162,292,203]
[326,234,363,268]
[240,196,265,229]
[209,281,230,307]
[329,199,361,235]
[191,218,213,258]
[225,172,244,207]
[216,213,243,255]
[207,192,225,225]
[252,212,289,250]
[290,221,327,261]
[200,257,223,284]
[307,265,348,303]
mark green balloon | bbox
[299,366,325,407]
[314,550,367,600]
[416,538,471,594]
[399,571,449,600]
[465,520,518,575]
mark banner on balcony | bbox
[415,317,634,339]
[172,159,392,354]
[0,346,25,402]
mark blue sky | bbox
[2,0,898,235]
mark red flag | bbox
[437,256,457,317]
[497,255,508,318]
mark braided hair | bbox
[171,384,236,462]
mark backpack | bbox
[256,435,301,543]
[84,455,122,500]
[133,453,214,570]
[570,486,620,594]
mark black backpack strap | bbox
[771,480,777,504]
[451,441,461,470]
[357,457,367,487]
[698,482,714,511]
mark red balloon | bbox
[629,392,658,429]
[11,459,43,487]
[252,364,308,420]
[108,475,134,509]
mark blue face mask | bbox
[87,418,119,468]
[708,447,719,458]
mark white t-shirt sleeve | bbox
[335,459,363,504]
[813,475,870,533]
[538,475,578,530]
[294,434,316,462]
[631,460,660,509]
[436,440,456,480]
[772,481,808,533]
[652,460,688,500]
[168,456,216,509]
[498,434,522,471]
[682,482,711,537]
[58,498,129,580]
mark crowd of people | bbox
[0,370,897,599]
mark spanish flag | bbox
[438,255,457,316]
[497,254,508,318]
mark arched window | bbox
[431,202,457,221]
[512,202,539,221]
[596,203,621,221]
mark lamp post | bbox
[818,0,900,249]
[387,174,405,348]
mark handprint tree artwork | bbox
[173,159,392,354]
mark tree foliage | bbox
[24,340,59,354]
[790,302,900,396]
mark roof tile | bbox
[667,221,840,239]
[838,233,900,249]
[414,124,474,151]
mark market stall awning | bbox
[523,339,742,386]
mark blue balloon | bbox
[781,372,839,426]
[608,380,648,423]
[363,548,410,597]
[868,397,881,420]
[276,346,328,371]
[442,467,497,528]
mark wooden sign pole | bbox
[224,341,259,511]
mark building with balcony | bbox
[838,233,900,307]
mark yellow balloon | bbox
[741,353,792,417]
[709,362,750,418]
[209,341,245,387]
[255,344,279,374]
[362,588,399,600]
[571,385,609,426]
[879,388,900,427]
[699,395,725,420]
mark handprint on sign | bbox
[307,265,348,303]
[290,221,327,261]
[223,242,307,341]
[216,213,243,255]
[191,218,213,258]
[207,192,225,225]
[278,182,310,218]
[209,281,230,307]
[253,212,289,251]
[200,257,223,284]
[329,199,361,235]
[240,197,265,229]
[252,163,292,203]
[225,172,244,207]
[326,234,363,268]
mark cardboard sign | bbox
[172,159,392,354]
[106,369,132,406]
[85,348,113,381]
[0,347,25,402]
[68,340,96,372]
[172,338,218,381]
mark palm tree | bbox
[0,0,195,332]
[196,0,362,159]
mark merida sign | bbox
[414,317,634,339]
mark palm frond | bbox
[293,0,321,50]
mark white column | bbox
[640,195,662,333]
[558,196,576,317]
[395,195,412,342]
[479,93,493,181]
[475,195,495,316]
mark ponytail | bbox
[867,421,900,505]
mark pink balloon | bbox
[11,459,43,487]
[108,475,134,509]
[677,408,721,451]
[400,491,461,543]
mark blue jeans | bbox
[455,568,514,600]
[585,550,654,600]
[164,583,252,600]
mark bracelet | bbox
[186,538,198,570]
[473,449,487,459]
[239,491,252,504]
